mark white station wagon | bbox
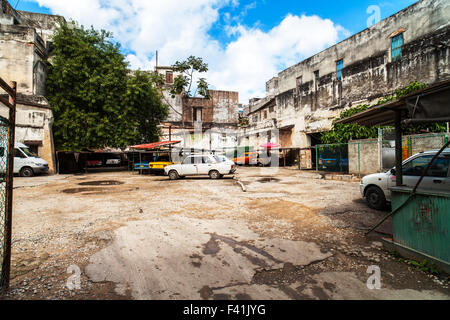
[164,155,237,180]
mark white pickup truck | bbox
[164,155,236,180]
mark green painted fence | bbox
[391,187,450,265]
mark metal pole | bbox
[358,143,361,180]
[1,81,16,292]
[378,128,383,171]
[315,145,319,171]
[394,110,403,186]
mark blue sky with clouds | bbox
[18,0,417,102]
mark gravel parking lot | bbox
[1,167,449,300]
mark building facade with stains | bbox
[157,66,240,152]
[240,0,450,150]
[0,0,63,172]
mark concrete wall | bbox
[0,94,56,172]
[0,1,60,173]
[348,133,450,176]
[348,140,380,176]
[182,90,239,124]
[161,88,239,151]
[407,133,450,155]
[278,0,450,93]
[17,11,63,44]
[0,24,47,95]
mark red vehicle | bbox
[87,160,102,167]
[233,152,258,165]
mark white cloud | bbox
[28,0,348,103]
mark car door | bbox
[14,148,27,173]
[196,156,213,175]
[402,154,450,192]
[181,156,199,176]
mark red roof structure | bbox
[130,141,181,150]
[260,143,281,149]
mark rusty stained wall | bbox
[16,11,64,44]
[275,25,450,135]
[0,97,56,173]
[0,3,59,172]
[183,90,239,124]
[0,24,48,95]
[264,0,450,150]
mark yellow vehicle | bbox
[129,140,181,175]
[134,161,174,171]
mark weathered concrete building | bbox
[157,66,240,151]
[241,0,450,150]
[0,0,63,172]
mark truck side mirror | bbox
[391,169,396,176]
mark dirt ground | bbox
[1,167,449,300]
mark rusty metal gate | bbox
[0,78,16,292]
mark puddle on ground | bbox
[63,187,104,194]
[257,177,281,183]
[62,187,138,194]
[78,180,124,186]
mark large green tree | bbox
[47,22,168,151]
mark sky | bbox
[17,0,417,103]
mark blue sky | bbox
[19,0,417,43]
[18,0,418,102]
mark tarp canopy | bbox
[336,79,450,127]
[260,143,281,149]
[129,141,181,150]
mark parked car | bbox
[360,149,450,210]
[217,155,235,166]
[105,156,122,166]
[0,143,49,177]
[87,160,103,167]
[164,155,236,180]
[233,152,258,165]
[134,161,174,174]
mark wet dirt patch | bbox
[78,180,124,186]
[246,199,331,237]
[257,177,281,183]
[62,187,137,195]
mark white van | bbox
[0,143,49,177]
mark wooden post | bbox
[1,81,16,292]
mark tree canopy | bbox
[47,22,168,151]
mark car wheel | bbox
[168,170,179,180]
[209,170,220,180]
[366,186,386,210]
[20,167,34,178]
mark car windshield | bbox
[21,148,38,158]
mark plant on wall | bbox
[321,81,447,144]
